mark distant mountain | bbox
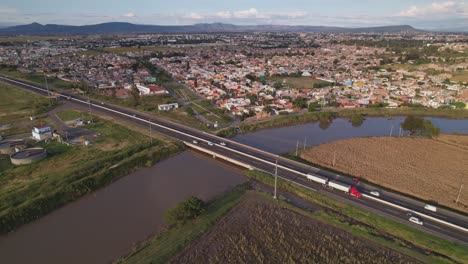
[0,22,424,36]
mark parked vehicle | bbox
[409,216,424,225]
[424,204,437,212]
[370,191,380,197]
[207,142,214,146]
[192,140,198,144]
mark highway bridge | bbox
[1,74,467,246]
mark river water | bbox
[1,116,467,263]
[0,151,247,264]
[233,117,468,154]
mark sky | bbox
[0,0,467,30]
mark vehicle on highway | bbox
[207,142,214,146]
[424,204,437,212]
[219,142,226,146]
[306,174,361,198]
[100,101,105,105]
[352,177,361,184]
[192,140,198,144]
[370,191,380,197]
[409,216,424,225]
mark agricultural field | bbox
[299,135,468,213]
[0,68,76,90]
[269,76,331,89]
[0,82,56,136]
[0,111,182,234]
[170,192,418,264]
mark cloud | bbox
[0,7,16,14]
[124,12,136,18]
[233,8,259,19]
[398,1,467,18]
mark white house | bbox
[136,84,168,95]
[32,125,52,140]
[158,103,179,111]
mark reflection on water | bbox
[0,151,246,264]
[233,116,468,154]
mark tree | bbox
[130,84,140,106]
[401,116,440,137]
[164,196,205,226]
[349,114,364,127]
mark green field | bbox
[0,112,183,234]
[0,68,76,90]
[0,82,57,136]
[55,110,92,122]
[269,76,331,89]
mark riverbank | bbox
[0,115,184,235]
[217,108,468,137]
[118,183,249,264]
[299,135,468,213]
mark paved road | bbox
[1,75,467,247]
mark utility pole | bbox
[274,156,278,199]
[303,137,307,150]
[44,74,51,105]
[296,140,299,157]
[456,184,463,204]
[149,118,153,144]
[332,151,336,167]
[389,125,394,137]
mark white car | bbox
[192,140,198,144]
[219,142,226,146]
[207,142,214,146]
[424,204,437,212]
[370,191,380,197]
[409,216,423,226]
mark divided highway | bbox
[1,75,467,246]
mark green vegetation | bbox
[190,100,232,124]
[0,114,183,234]
[451,102,466,109]
[164,196,205,226]
[349,113,365,127]
[118,183,248,264]
[268,76,331,89]
[55,110,91,122]
[244,170,467,263]
[401,116,440,137]
[0,82,57,136]
[0,66,76,90]
[217,107,468,137]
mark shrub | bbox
[164,196,205,226]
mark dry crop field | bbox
[300,135,468,213]
[169,192,418,264]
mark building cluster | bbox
[0,32,466,118]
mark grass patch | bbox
[55,110,91,122]
[0,116,183,234]
[268,76,331,89]
[0,82,57,136]
[244,170,468,263]
[0,68,76,90]
[118,183,249,264]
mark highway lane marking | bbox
[3,75,467,235]
[364,194,468,233]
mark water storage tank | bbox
[10,147,47,165]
